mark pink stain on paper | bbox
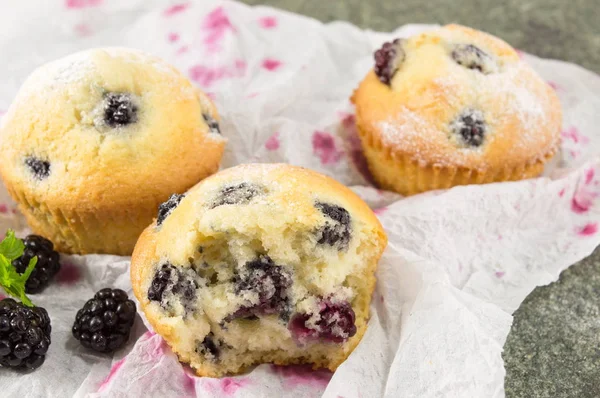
[547,81,559,91]
[189,60,246,88]
[495,271,505,278]
[272,364,332,390]
[262,58,282,71]
[163,3,189,16]
[56,262,81,285]
[559,188,566,197]
[561,126,589,145]
[182,370,197,395]
[167,32,180,43]
[259,16,278,29]
[176,46,189,55]
[339,113,375,184]
[265,132,280,151]
[0,204,7,214]
[0,293,6,300]
[577,223,598,237]
[312,131,343,165]
[74,23,93,37]
[203,377,249,396]
[585,168,595,185]
[98,357,126,391]
[203,7,236,52]
[374,207,387,216]
[65,0,102,9]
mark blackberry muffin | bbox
[131,164,387,377]
[0,48,225,255]
[352,24,562,195]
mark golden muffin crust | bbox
[0,48,226,254]
[131,164,387,377]
[352,24,562,195]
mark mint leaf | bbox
[0,230,25,261]
[0,230,36,307]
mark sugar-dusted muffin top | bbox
[353,24,562,171]
[0,47,225,212]
[131,163,387,376]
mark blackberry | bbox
[288,298,356,344]
[451,44,496,74]
[25,157,50,180]
[156,194,185,226]
[450,109,487,147]
[0,298,51,370]
[72,288,136,353]
[103,92,138,128]
[12,235,61,294]
[226,256,291,321]
[210,183,266,209]
[315,202,352,250]
[374,38,405,85]
[203,113,221,135]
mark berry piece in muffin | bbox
[131,164,387,377]
[374,38,405,84]
[102,92,139,128]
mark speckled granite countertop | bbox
[240,1,600,396]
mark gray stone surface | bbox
[239,0,600,396]
[241,0,600,74]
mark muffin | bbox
[0,48,226,255]
[352,24,562,195]
[130,163,387,377]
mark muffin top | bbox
[352,24,562,170]
[0,48,225,211]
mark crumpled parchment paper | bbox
[0,1,599,397]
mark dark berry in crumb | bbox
[210,183,266,209]
[196,332,220,361]
[451,44,495,74]
[103,92,138,128]
[147,264,198,314]
[203,113,221,135]
[156,194,185,226]
[0,298,51,370]
[25,157,50,180]
[227,256,291,321]
[374,38,405,85]
[12,235,61,294]
[72,288,136,353]
[450,109,487,147]
[288,298,356,344]
[315,202,352,249]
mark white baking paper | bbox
[0,1,599,397]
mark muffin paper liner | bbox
[0,2,599,398]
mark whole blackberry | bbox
[0,298,51,370]
[12,235,61,294]
[72,288,136,353]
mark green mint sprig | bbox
[0,229,37,306]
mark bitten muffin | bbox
[352,24,562,195]
[0,48,226,255]
[131,164,387,377]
